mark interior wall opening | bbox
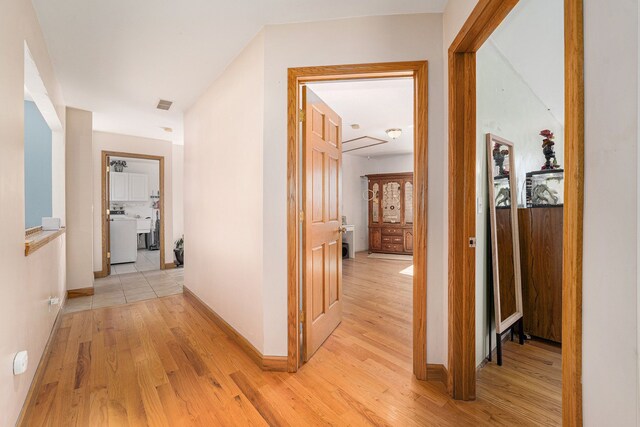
[287,61,429,378]
[299,77,416,367]
[107,155,162,275]
[467,0,566,424]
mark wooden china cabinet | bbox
[366,172,414,255]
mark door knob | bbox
[338,226,347,233]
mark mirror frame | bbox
[486,133,523,334]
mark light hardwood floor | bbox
[21,252,560,426]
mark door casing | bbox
[96,150,167,278]
[447,0,584,425]
[287,61,429,379]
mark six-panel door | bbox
[303,87,343,360]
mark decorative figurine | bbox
[110,159,127,172]
[492,143,510,176]
[531,183,559,205]
[495,187,511,207]
[540,129,560,170]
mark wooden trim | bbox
[94,270,107,279]
[447,0,519,401]
[16,294,67,426]
[24,228,66,256]
[101,151,109,276]
[364,172,413,179]
[67,287,95,298]
[449,0,518,53]
[262,356,288,372]
[426,364,449,385]
[562,0,584,425]
[25,226,43,238]
[287,61,429,380]
[183,286,287,372]
[447,50,478,400]
[447,1,584,423]
[163,262,176,270]
[99,151,166,277]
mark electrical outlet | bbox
[48,296,61,312]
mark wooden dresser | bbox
[366,173,413,255]
[518,207,563,343]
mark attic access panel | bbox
[342,136,388,153]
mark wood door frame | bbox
[287,61,429,379]
[447,0,584,425]
[97,150,166,278]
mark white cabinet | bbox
[110,172,129,201]
[128,173,149,201]
[110,172,149,202]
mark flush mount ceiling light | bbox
[160,126,173,133]
[351,123,360,130]
[386,128,402,139]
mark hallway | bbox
[21,253,560,426]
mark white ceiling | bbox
[31,0,446,145]
[490,0,564,125]
[307,78,414,157]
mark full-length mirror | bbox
[486,134,523,334]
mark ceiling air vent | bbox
[156,99,173,110]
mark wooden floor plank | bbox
[20,252,561,426]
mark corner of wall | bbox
[65,107,95,290]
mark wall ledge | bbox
[24,227,65,256]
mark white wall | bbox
[172,144,184,244]
[475,40,564,366]
[66,108,94,290]
[184,32,266,352]
[92,131,175,270]
[583,0,638,424]
[342,154,370,252]
[184,14,445,358]
[342,153,414,252]
[0,0,67,423]
[261,13,446,358]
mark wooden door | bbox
[302,86,343,360]
[105,156,112,275]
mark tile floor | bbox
[64,267,184,313]
[110,248,160,274]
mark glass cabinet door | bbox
[371,181,380,223]
[382,181,401,223]
[404,180,413,224]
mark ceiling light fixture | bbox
[160,126,173,133]
[351,124,360,130]
[386,128,402,139]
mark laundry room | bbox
[108,155,162,273]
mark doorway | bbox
[98,151,167,277]
[447,0,583,424]
[286,61,429,379]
